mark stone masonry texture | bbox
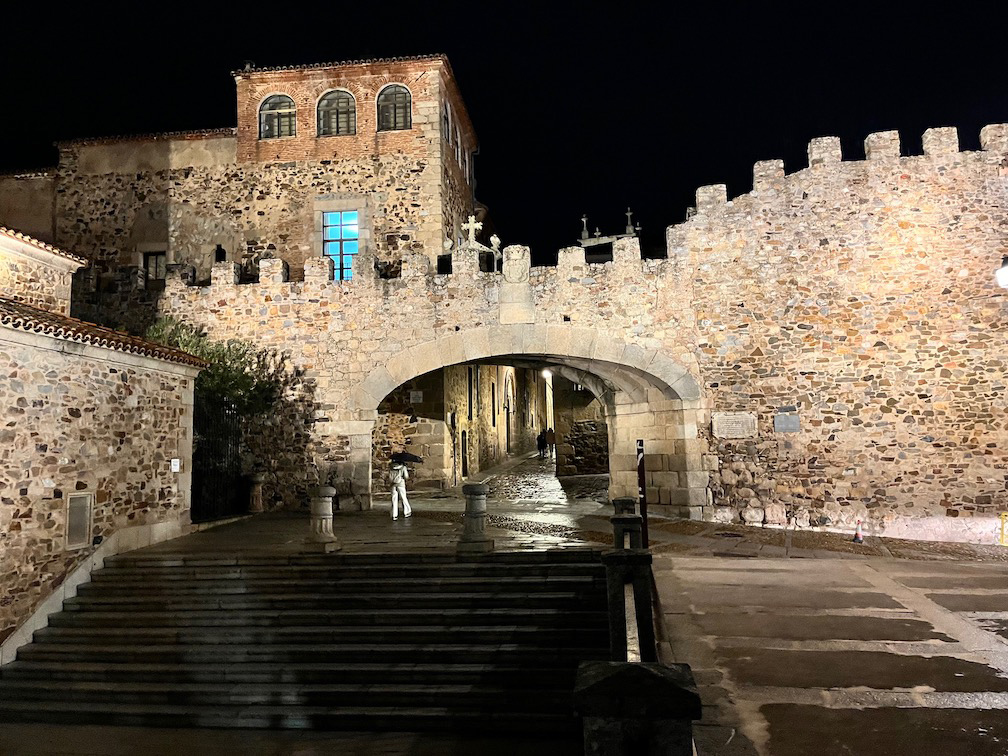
[0,55,1005,544]
[0,332,196,643]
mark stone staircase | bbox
[0,549,610,733]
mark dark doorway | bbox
[461,430,469,478]
[190,398,248,523]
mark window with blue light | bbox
[323,211,359,280]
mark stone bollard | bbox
[306,485,340,553]
[574,661,702,756]
[249,472,267,513]
[612,497,636,515]
[458,483,494,553]
[611,514,643,550]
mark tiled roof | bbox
[0,298,207,368]
[0,227,88,266]
[56,127,237,148]
[232,53,449,77]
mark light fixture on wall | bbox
[997,256,1008,289]
[541,369,552,379]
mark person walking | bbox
[537,430,547,459]
[389,460,412,520]
[546,427,556,459]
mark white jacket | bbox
[389,463,409,485]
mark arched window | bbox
[259,95,296,139]
[377,85,411,131]
[317,90,356,136]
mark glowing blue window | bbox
[322,211,360,281]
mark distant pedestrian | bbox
[546,427,556,459]
[389,461,411,520]
[537,430,547,458]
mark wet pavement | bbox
[5,451,1008,755]
[658,557,1008,755]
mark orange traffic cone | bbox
[853,519,864,544]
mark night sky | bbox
[3,3,1004,261]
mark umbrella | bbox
[392,451,424,464]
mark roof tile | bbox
[0,298,206,368]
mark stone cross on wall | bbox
[462,215,483,243]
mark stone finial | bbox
[695,184,727,212]
[808,136,842,168]
[865,130,901,161]
[211,261,240,286]
[980,124,1008,153]
[753,159,785,191]
[922,127,959,157]
[490,234,501,252]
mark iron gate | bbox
[190,397,248,523]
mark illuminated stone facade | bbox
[0,52,1006,543]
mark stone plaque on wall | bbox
[409,391,423,404]
[774,413,800,433]
[711,412,757,439]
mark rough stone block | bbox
[695,184,727,211]
[980,123,1008,153]
[865,130,900,160]
[211,261,240,286]
[807,136,842,167]
[922,127,959,157]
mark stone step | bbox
[62,591,605,612]
[48,606,607,629]
[0,699,579,733]
[0,679,575,709]
[77,574,605,596]
[17,642,609,665]
[103,549,603,569]
[33,624,610,646]
[0,660,586,686]
[91,563,604,581]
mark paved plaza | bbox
[3,454,1008,755]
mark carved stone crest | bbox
[503,246,529,284]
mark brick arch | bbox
[352,324,701,416]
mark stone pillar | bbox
[458,483,494,553]
[306,485,340,553]
[574,661,702,756]
[249,472,267,513]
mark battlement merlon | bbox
[675,123,1008,240]
[865,130,900,160]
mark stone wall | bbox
[673,126,1008,538]
[0,328,198,643]
[0,231,82,316]
[554,376,609,475]
[31,122,1008,542]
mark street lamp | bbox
[998,256,1008,289]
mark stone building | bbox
[0,227,203,658]
[0,53,1006,544]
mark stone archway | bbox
[340,324,709,516]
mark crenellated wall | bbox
[150,123,1008,542]
[674,124,1008,540]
